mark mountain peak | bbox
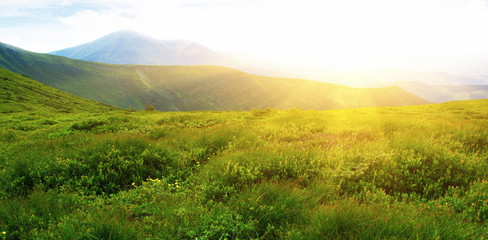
[99,30,154,41]
[109,29,142,35]
[49,30,238,66]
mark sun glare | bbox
[2,0,488,81]
[3,1,488,238]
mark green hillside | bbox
[0,42,430,111]
[1,97,488,239]
[0,67,117,113]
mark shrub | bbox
[338,137,487,199]
[69,118,106,131]
[2,137,180,196]
[144,104,156,112]
[230,182,310,239]
[250,107,276,117]
[199,149,325,201]
[441,180,488,223]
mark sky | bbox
[2,0,488,77]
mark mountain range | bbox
[50,30,238,66]
[49,30,277,76]
[0,41,429,111]
[48,31,488,103]
[370,81,488,103]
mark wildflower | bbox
[2,231,5,235]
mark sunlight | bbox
[136,0,429,72]
[2,0,488,238]
[4,0,488,76]
[255,0,439,72]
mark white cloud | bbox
[58,9,135,28]
[0,9,25,18]
[60,0,71,6]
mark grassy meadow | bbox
[1,96,488,239]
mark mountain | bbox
[0,67,116,113]
[49,30,236,66]
[0,42,430,111]
[315,69,487,87]
[51,31,486,88]
[362,69,487,86]
[49,30,276,75]
[371,81,488,103]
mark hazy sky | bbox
[1,0,488,75]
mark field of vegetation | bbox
[1,90,488,239]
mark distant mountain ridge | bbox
[371,81,488,103]
[49,30,279,76]
[1,41,430,111]
[50,30,238,66]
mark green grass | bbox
[1,96,488,239]
[0,68,117,114]
[0,42,429,111]
[1,68,488,239]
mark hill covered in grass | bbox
[1,97,487,239]
[0,42,430,111]
[0,67,117,113]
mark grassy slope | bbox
[0,42,430,111]
[1,95,487,239]
[0,67,117,113]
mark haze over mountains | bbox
[49,30,275,76]
[47,30,488,103]
[0,41,429,111]
[370,81,488,103]
[50,30,237,66]
[52,31,485,86]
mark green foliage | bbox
[300,197,486,239]
[0,189,81,240]
[0,67,117,113]
[144,104,156,112]
[2,137,180,196]
[199,148,325,201]
[1,92,488,238]
[250,107,277,117]
[440,180,488,223]
[339,139,486,199]
[231,182,310,238]
[69,118,107,131]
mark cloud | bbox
[0,9,25,18]
[60,1,71,6]
[0,0,134,18]
[0,0,61,8]
[0,0,55,17]
[58,8,135,28]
